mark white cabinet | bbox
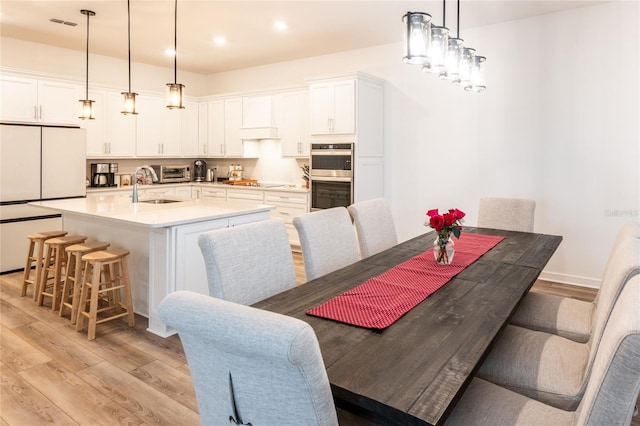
[309,79,355,135]
[144,186,177,198]
[242,95,275,128]
[175,186,192,199]
[227,188,264,202]
[264,191,309,249]
[0,75,81,125]
[136,95,181,157]
[84,91,136,157]
[278,91,310,157]
[206,97,244,157]
[181,100,200,156]
[200,187,227,199]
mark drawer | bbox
[201,188,226,198]
[265,191,308,205]
[270,204,307,225]
[227,189,264,201]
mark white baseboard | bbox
[538,271,601,289]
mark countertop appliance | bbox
[310,143,354,210]
[193,160,206,182]
[1,124,86,273]
[91,163,117,187]
[150,164,191,183]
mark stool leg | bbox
[76,261,92,333]
[87,260,103,341]
[37,245,53,305]
[59,252,77,318]
[50,246,65,311]
[21,240,36,297]
[32,240,46,301]
[120,256,135,327]
[69,256,85,325]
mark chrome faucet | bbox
[132,165,158,203]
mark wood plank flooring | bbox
[1,255,638,426]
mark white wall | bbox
[205,1,640,287]
[1,2,638,286]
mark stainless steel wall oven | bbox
[310,143,354,210]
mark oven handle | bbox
[310,150,353,156]
[310,176,352,183]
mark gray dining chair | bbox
[510,221,640,342]
[347,198,398,258]
[198,218,296,305]
[293,207,360,281]
[477,197,536,232]
[474,235,640,411]
[445,279,640,425]
[158,291,340,426]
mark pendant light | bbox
[122,0,138,114]
[166,0,185,109]
[78,9,96,120]
[465,55,487,92]
[440,0,463,82]
[402,12,432,65]
[422,0,449,74]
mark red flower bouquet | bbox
[425,208,466,264]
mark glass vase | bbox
[433,234,455,265]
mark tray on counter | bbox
[222,179,258,186]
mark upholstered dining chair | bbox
[293,207,360,281]
[474,235,640,411]
[347,198,398,258]
[510,222,640,342]
[477,197,536,232]
[445,276,640,425]
[158,291,340,426]
[198,218,296,305]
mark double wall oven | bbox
[310,143,354,210]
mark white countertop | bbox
[29,196,274,228]
[86,182,310,194]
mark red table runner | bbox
[306,233,504,329]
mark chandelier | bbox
[78,9,96,119]
[122,0,138,114]
[166,0,185,109]
[403,0,486,91]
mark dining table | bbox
[253,227,562,426]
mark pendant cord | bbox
[457,0,460,39]
[442,0,446,27]
[173,0,177,84]
[85,11,89,99]
[127,0,131,92]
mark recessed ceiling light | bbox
[50,17,77,26]
[213,36,227,45]
[164,48,176,56]
[273,21,287,31]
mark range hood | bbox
[239,126,279,140]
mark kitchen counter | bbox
[86,182,310,195]
[30,196,273,337]
[30,196,273,228]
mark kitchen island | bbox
[30,195,274,336]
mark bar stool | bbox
[59,241,111,324]
[76,249,135,341]
[38,235,87,310]
[21,231,68,299]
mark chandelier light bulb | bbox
[402,12,432,65]
[422,26,449,74]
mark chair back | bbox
[596,221,640,305]
[198,219,296,305]
[158,291,339,426]
[293,207,360,281]
[477,197,536,232]
[348,198,398,258]
[574,275,640,426]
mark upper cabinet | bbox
[0,75,81,126]
[309,79,355,135]
[277,90,310,157]
[83,90,136,158]
[242,95,275,128]
[205,97,244,157]
[136,95,181,157]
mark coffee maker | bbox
[194,160,207,182]
[91,163,117,187]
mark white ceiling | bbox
[0,1,607,75]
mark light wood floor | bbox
[1,255,638,425]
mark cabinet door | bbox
[175,186,192,199]
[309,83,332,135]
[242,95,273,128]
[105,92,136,157]
[0,125,41,201]
[83,90,107,157]
[161,107,182,157]
[207,100,225,157]
[224,98,243,157]
[38,80,82,126]
[331,80,355,134]
[182,100,200,156]
[0,75,38,123]
[136,96,164,156]
[280,91,307,157]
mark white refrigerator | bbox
[0,124,86,273]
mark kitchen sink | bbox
[140,199,184,204]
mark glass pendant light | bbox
[440,0,463,82]
[166,0,185,109]
[78,9,96,120]
[402,12,432,65]
[422,0,448,74]
[465,56,487,92]
[122,0,138,114]
[455,47,476,88]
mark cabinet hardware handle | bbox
[34,106,38,120]
[108,143,111,154]
[39,106,43,120]
[280,212,290,216]
[220,144,224,155]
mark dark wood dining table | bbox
[253,227,562,425]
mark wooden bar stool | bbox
[38,235,87,311]
[59,241,110,324]
[21,230,68,299]
[76,249,135,341]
